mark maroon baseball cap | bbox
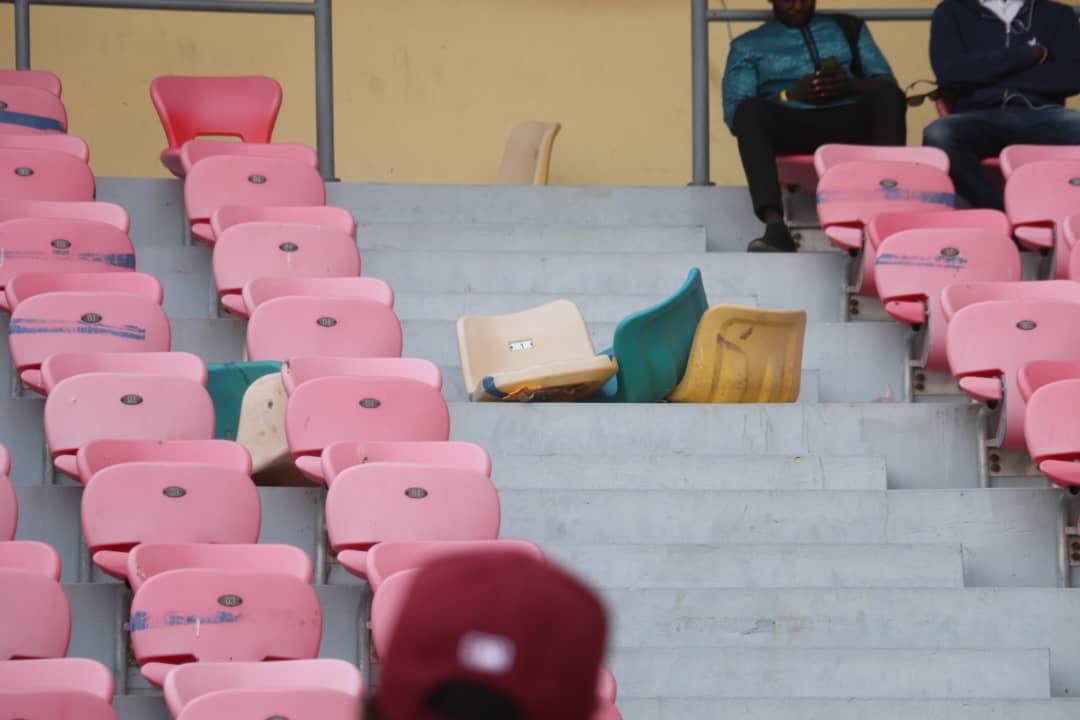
[375,552,608,720]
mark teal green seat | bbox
[591,268,708,403]
[206,361,283,441]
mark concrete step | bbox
[615,698,1080,720]
[608,647,1049,699]
[600,586,1080,695]
[355,222,708,254]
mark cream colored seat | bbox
[456,300,617,402]
[497,121,561,185]
[235,373,295,482]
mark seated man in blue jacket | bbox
[923,0,1080,210]
[723,0,906,252]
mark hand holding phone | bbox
[816,56,841,74]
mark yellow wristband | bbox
[779,89,789,102]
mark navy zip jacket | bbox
[930,0,1080,112]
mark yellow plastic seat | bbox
[668,305,807,403]
[456,299,617,402]
[497,121,561,185]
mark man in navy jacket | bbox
[923,0,1080,209]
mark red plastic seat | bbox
[41,351,206,394]
[814,144,950,177]
[815,159,955,252]
[0,540,62,580]
[0,85,67,134]
[184,155,326,244]
[859,209,1010,296]
[211,205,357,240]
[286,376,450,461]
[306,439,491,487]
[177,687,359,720]
[181,139,317,176]
[214,222,361,317]
[348,539,542,589]
[9,291,171,394]
[1068,216,1080,280]
[112,542,312,593]
[1005,160,1080,278]
[151,75,283,178]
[1025,378,1080,489]
[246,297,402,362]
[0,218,135,311]
[875,228,1021,371]
[240,275,394,318]
[0,658,117,720]
[776,154,817,191]
[0,569,70,659]
[5,270,162,312]
[941,280,1080,322]
[129,568,322,686]
[72,438,251,488]
[81,462,261,579]
[1000,145,1080,179]
[0,70,62,97]
[327,463,500,558]
[0,198,129,230]
[0,133,88,162]
[283,356,441,395]
[44,372,214,477]
[947,300,1080,450]
[0,146,94,200]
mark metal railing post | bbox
[313,0,336,181]
[14,0,31,69]
[690,0,711,186]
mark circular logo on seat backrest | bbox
[120,394,143,406]
[163,486,186,498]
[278,242,299,252]
[879,179,898,189]
[359,398,381,409]
[405,487,429,499]
[14,167,33,177]
[51,238,71,249]
[81,313,103,323]
[218,594,243,607]
[940,247,960,257]
[316,316,337,327]
[248,174,267,184]
[1070,178,1080,186]
[266,716,289,720]
[0,101,7,110]
[1017,320,1037,330]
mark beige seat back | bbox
[497,121,561,185]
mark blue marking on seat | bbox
[0,250,135,269]
[0,109,65,133]
[481,376,509,399]
[130,610,241,632]
[816,189,956,207]
[875,253,970,269]
[9,318,147,341]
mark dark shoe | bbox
[747,237,785,252]
[747,222,798,253]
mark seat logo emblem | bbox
[0,101,7,110]
[81,313,103,323]
[1070,178,1080,186]
[218,595,243,607]
[316,316,337,327]
[163,486,186,498]
[1017,320,1037,330]
[359,398,381,409]
[248,174,267,184]
[940,247,959,257]
[405,487,429,499]
[120,394,143,405]
[51,238,71,249]
[879,179,898,189]
[509,339,534,351]
[14,167,33,177]
[278,242,299,252]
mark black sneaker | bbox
[746,222,798,253]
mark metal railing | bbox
[3,0,337,180]
[690,1,1080,185]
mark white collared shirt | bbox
[979,0,1025,25]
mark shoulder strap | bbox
[827,13,865,78]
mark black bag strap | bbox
[826,13,866,78]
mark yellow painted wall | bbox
[0,1,1076,186]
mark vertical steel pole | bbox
[690,0,712,185]
[314,0,337,181]
[14,0,31,69]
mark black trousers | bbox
[731,84,908,221]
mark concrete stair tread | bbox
[614,698,1080,720]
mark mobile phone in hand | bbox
[816,57,840,73]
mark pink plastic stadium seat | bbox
[0,147,94,200]
[282,356,441,395]
[211,205,357,239]
[5,270,162,312]
[285,376,450,461]
[9,291,171,394]
[348,539,542,589]
[184,155,326,244]
[0,70,62,97]
[0,569,70,659]
[874,227,1021,371]
[129,568,322,686]
[941,280,1080,322]
[165,659,362,719]
[307,439,491,487]
[114,543,312,593]
[72,438,251,488]
[815,159,955,252]
[180,139,318,176]
[1025,377,1080,489]
[44,372,214,477]
[859,209,1010,296]
[0,218,135,311]
[177,687,358,720]
[947,300,1080,450]
[0,133,89,162]
[1005,160,1080,278]
[814,144,950,176]
[1000,145,1080,179]
[240,275,394,318]
[214,222,361,317]
[0,472,14,541]
[597,668,618,703]
[0,442,9,475]
[0,658,118,720]
[1018,360,1080,404]
[1068,216,1080,279]
[0,85,67,134]
[0,199,129,231]
[40,351,206,394]
[151,75,283,178]
[776,154,817,190]
[0,540,62,580]
[246,297,402,362]
[81,462,261,578]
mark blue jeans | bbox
[922,106,1080,210]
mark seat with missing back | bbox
[1005,160,1080,278]
[247,296,402,362]
[0,85,67,134]
[0,146,94,200]
[71,438,251,488]
[0,658,117,720]
[210,205,357,240]
[0,569,70,659]
[303,439,491,487]
[457,300,617,402]
[668,305,806,403]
